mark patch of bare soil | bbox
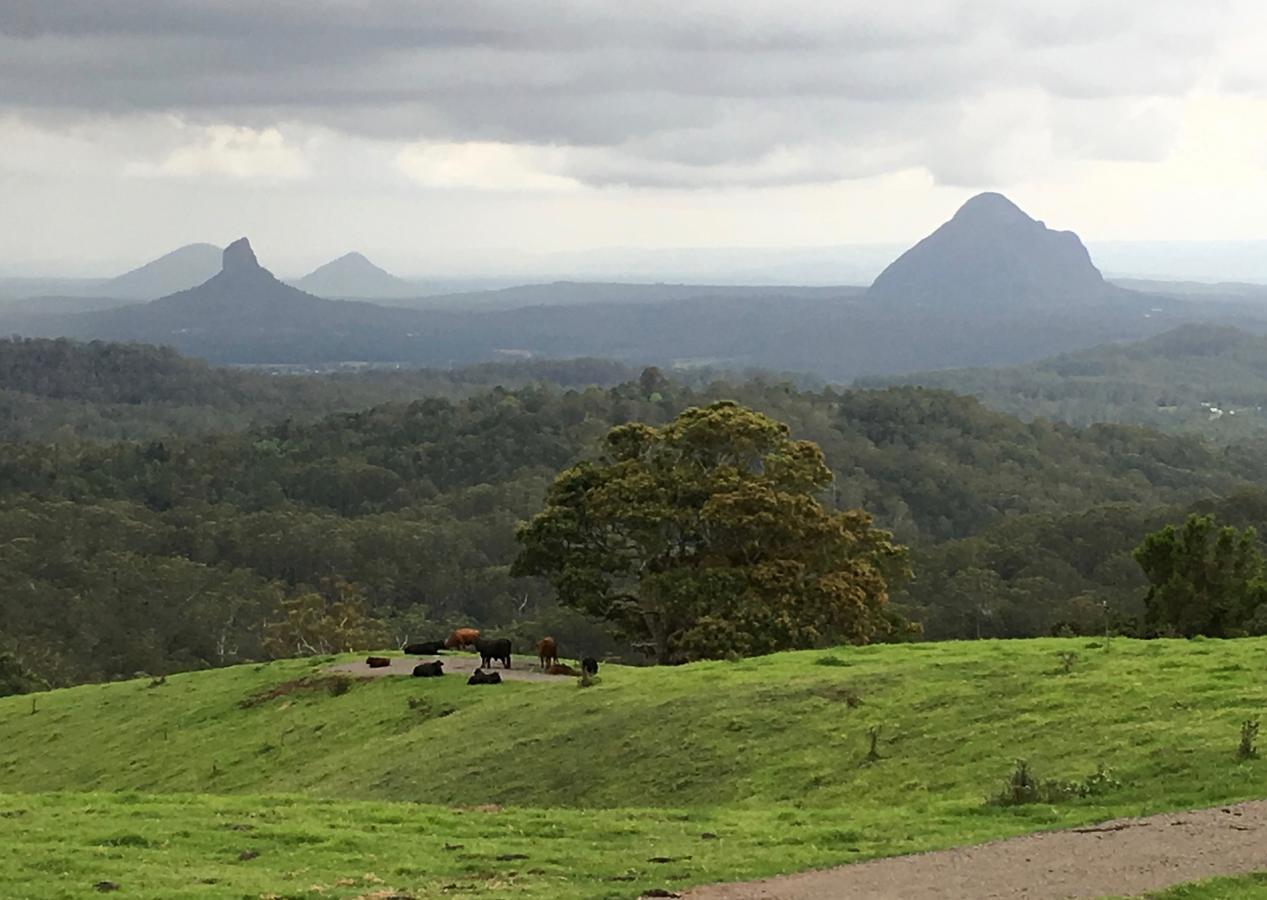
[238,674,353,708]
[682,800,1267,900]
[326,652,570,683]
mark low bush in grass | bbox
[989,759,1120,806]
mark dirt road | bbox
[682,801,1267,900]
[327,652,570,683]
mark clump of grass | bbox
[407,697,455,719]
[865,725,883,763]
[815,656,850,668]
[1238,720,1260,760]
[989,759,1120,806]
[1055,651,1077,675]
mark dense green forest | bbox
[898,490,1267,640]
[860,324,1267,438]
[4,338,1267,688]
[0,337,640,441]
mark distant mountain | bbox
[290,251,419,299]
[102,243,223,300]
[23,238,453,363]
[0,244,220,304]
[13,231,1267,380]
[867,192,1114,310]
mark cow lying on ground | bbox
[537,636,559,669]
[444,628,481,650]
[545,663,578,676]
[403,640,445,655]
[366,656,391,668]
[467,669,502,685]
[474,637,512,669]
[412,661,444,677]
[581,657,599,676]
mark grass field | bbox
[1145,873,1267,898]
[4,637,1267,898]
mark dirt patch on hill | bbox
[327,653,570,683]
[682,800,1267,899]
[239,674,354,708]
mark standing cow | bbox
[474,637,512,669]
[444,628,481,650]
[536,636,559,669]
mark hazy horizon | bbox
[8,236,1267,288]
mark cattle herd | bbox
[390,629,599,686]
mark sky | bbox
[3,1,1267,278]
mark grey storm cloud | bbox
[0,0,1245,187]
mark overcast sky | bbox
[3,1,1267,277]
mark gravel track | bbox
[682,801,1267,900]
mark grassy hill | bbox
[5,638,1267,897]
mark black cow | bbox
[411,660,444,677]
[365,656,391,668]
[581,657,599,676]
[403,640,446,655]
[467,669,502,685]
[474,637,512,669]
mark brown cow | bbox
[545,663,578,676]
[444,628,481,650]
[365,656,391,668]
[537,636,559,669]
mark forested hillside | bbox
[860,324,1267,438]
[896,489,1267,640]
[3,351,1266,687]
[0,337,636,440]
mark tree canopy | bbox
[1133,513,1267,637]
[513,401,909,663]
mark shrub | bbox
[989,760,1120,806]
[1239,720,1260,760]
[0,652,46,698]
